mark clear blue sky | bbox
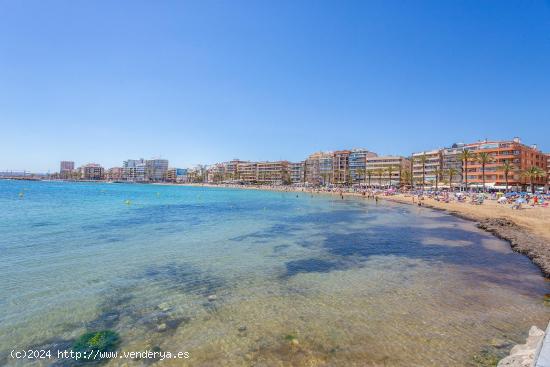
[1,0,549,172]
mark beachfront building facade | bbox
[464,138,547,189]
[123,159,147,182]
[349,149,378,184]
[442,144,465,186]
[412,150,443,188]
[80,163,104,180]
[145,159,169,182]
[165,168,188,183]
[289,162,305,184]
[60,161,74,173]
[365,156,411,187]
[332,150,351,185]
[236,161,257,183]
[256,161,290,185]
[207,164,226,183]
[222,160,243,181]
[305,151,333,185]
[105,167,123,181]
[547,154,550,187]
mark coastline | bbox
[168,182,550,278]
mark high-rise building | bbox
[464,138,547,189]
[412,149,443,187]
[442,144,465,186]
[366,156,411,187]
[289,162,305,184]
[81,163,104,180]
[106,167,123,181]
[236,161,257,183]
[256,161,290,185]
[145,159,169,181]
[332,150,351,185]
[349,149,378,184]
[305,151,333,185]
[123,159,146,181]
[60,161,75,173]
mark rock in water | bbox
[497,326,544,367]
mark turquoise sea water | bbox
[0,180,548,366]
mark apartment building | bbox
[305,151,333,185]
[165,168,188,183]
[442,143,465,185]
[349,149,377,184]
[464,138,547,189]
[60,161,75,173]
[207,164,226,183]
[412,150,442,187]
[105,167,123,181]
[547,154,550,187]
[289,162,305,184]
[256,161,290,185]
[222,159,243,181]
[365,156,411,187]
[81,163,104,180]
[145,159,169,181]
[236,161,257,183]
[332,150,351,185]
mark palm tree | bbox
[386,165,397,188]
[400,169,412,188]
[446,168,459,191]
[355,168,365,186]
[459,150,475,191]
[476,152,494,192]
[365,169,373,188]
[374,168,384,188]
[434,168,444,191]
[521,166,546,194]
[500,161,515,193]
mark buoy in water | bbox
[19,192,24,198]
[124,200,132,205]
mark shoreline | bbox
[171,182,550,278]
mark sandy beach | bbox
[385,193,550,242]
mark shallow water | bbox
[0,181,548,366]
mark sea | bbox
[0,180,548,366]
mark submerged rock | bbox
[497,326,545,367]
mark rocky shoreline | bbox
[476,218,550,278]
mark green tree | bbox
[476,152,494,192]
[365,169,373,187]
[459,150,475,191]
[374,168,384,188]
[400,169,412,188]
[446,168,459,191]
[434,168,444,191]
[521,166,545,194]
[386,165,398,188]
[500,161,514,193]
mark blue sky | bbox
[1,0,549,172]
